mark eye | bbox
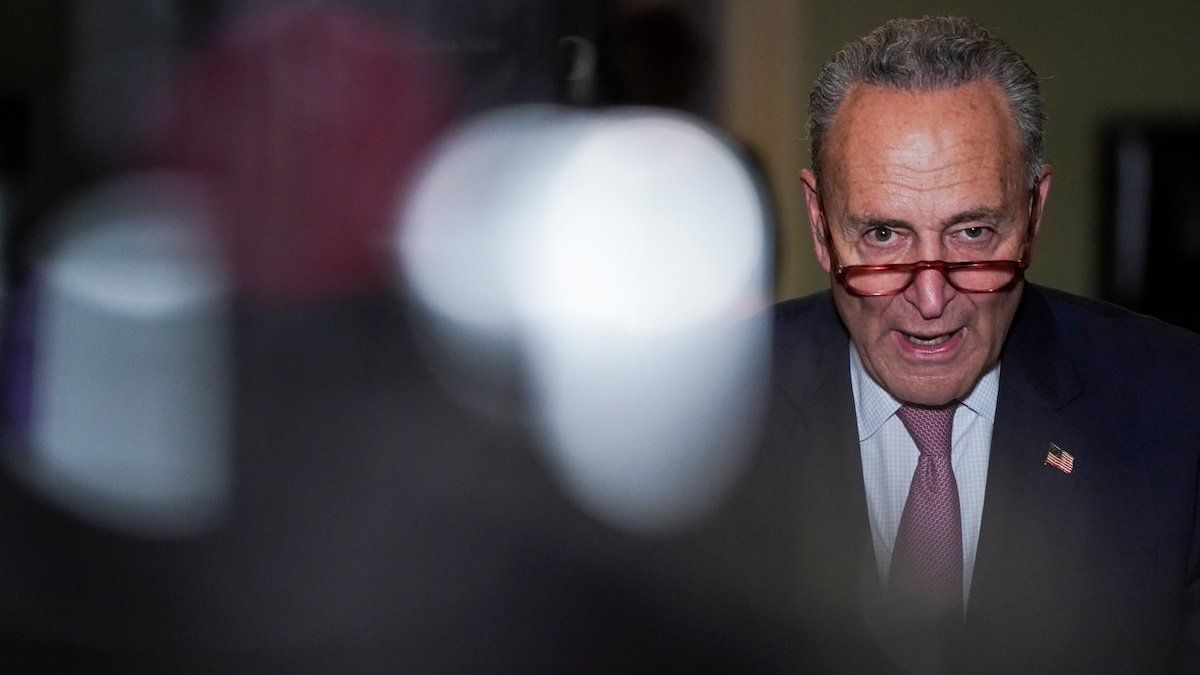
[954,225,996,243]
[869,227,894,243]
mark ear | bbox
[800,169,831,273]
[1032,164,1052,237]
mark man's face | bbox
[801,81,1052,406]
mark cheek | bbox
[833,292,900,345]
[970,292,1021,347]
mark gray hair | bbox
[809,16,1045,188]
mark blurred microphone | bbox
[400,105,771,534]
[8,171,232,537]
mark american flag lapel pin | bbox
[1044,442,1074,475]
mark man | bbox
[696,16,1200,672]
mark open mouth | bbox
[901,328,961,346]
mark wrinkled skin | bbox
[801,81,1052,406]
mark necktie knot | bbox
[895,404,956,457]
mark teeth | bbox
[905,332,952,346]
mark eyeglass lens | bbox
[842,264,1017,295]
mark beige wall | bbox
[718,0,815,300]
[720,1,1200,301]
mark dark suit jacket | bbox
[4,286,1197,672]
[687,284,1200,672]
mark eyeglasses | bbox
[820,191,1039,297]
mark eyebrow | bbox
[942,207,1006,227]
[841,206,1006,232]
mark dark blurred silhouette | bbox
[1101,122,1200,333]
[596,1,711,112]
[0,3,784,670]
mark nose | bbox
[905,266,955,319]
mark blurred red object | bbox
[160,5,459,303]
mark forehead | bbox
[822,81,1024,212]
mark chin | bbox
[900,390,960,407]
[887,379,967,407]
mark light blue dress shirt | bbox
[849,345,998,607]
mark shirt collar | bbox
[849,344,1000,442]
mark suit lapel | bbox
[968,285,1086,618]
[774,295,879,605]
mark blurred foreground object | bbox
[401,105,771,533]
[162,3,457,303]
[6,171,231,537]
[0,6,785,669]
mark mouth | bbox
[895,327,966,355]
[902,331,957,346]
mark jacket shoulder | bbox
[766,291,848,399]
[772,291,839,341]
[1029,285,1200,391]
[1033,285,1200,355]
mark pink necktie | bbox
[889,403,962,618]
